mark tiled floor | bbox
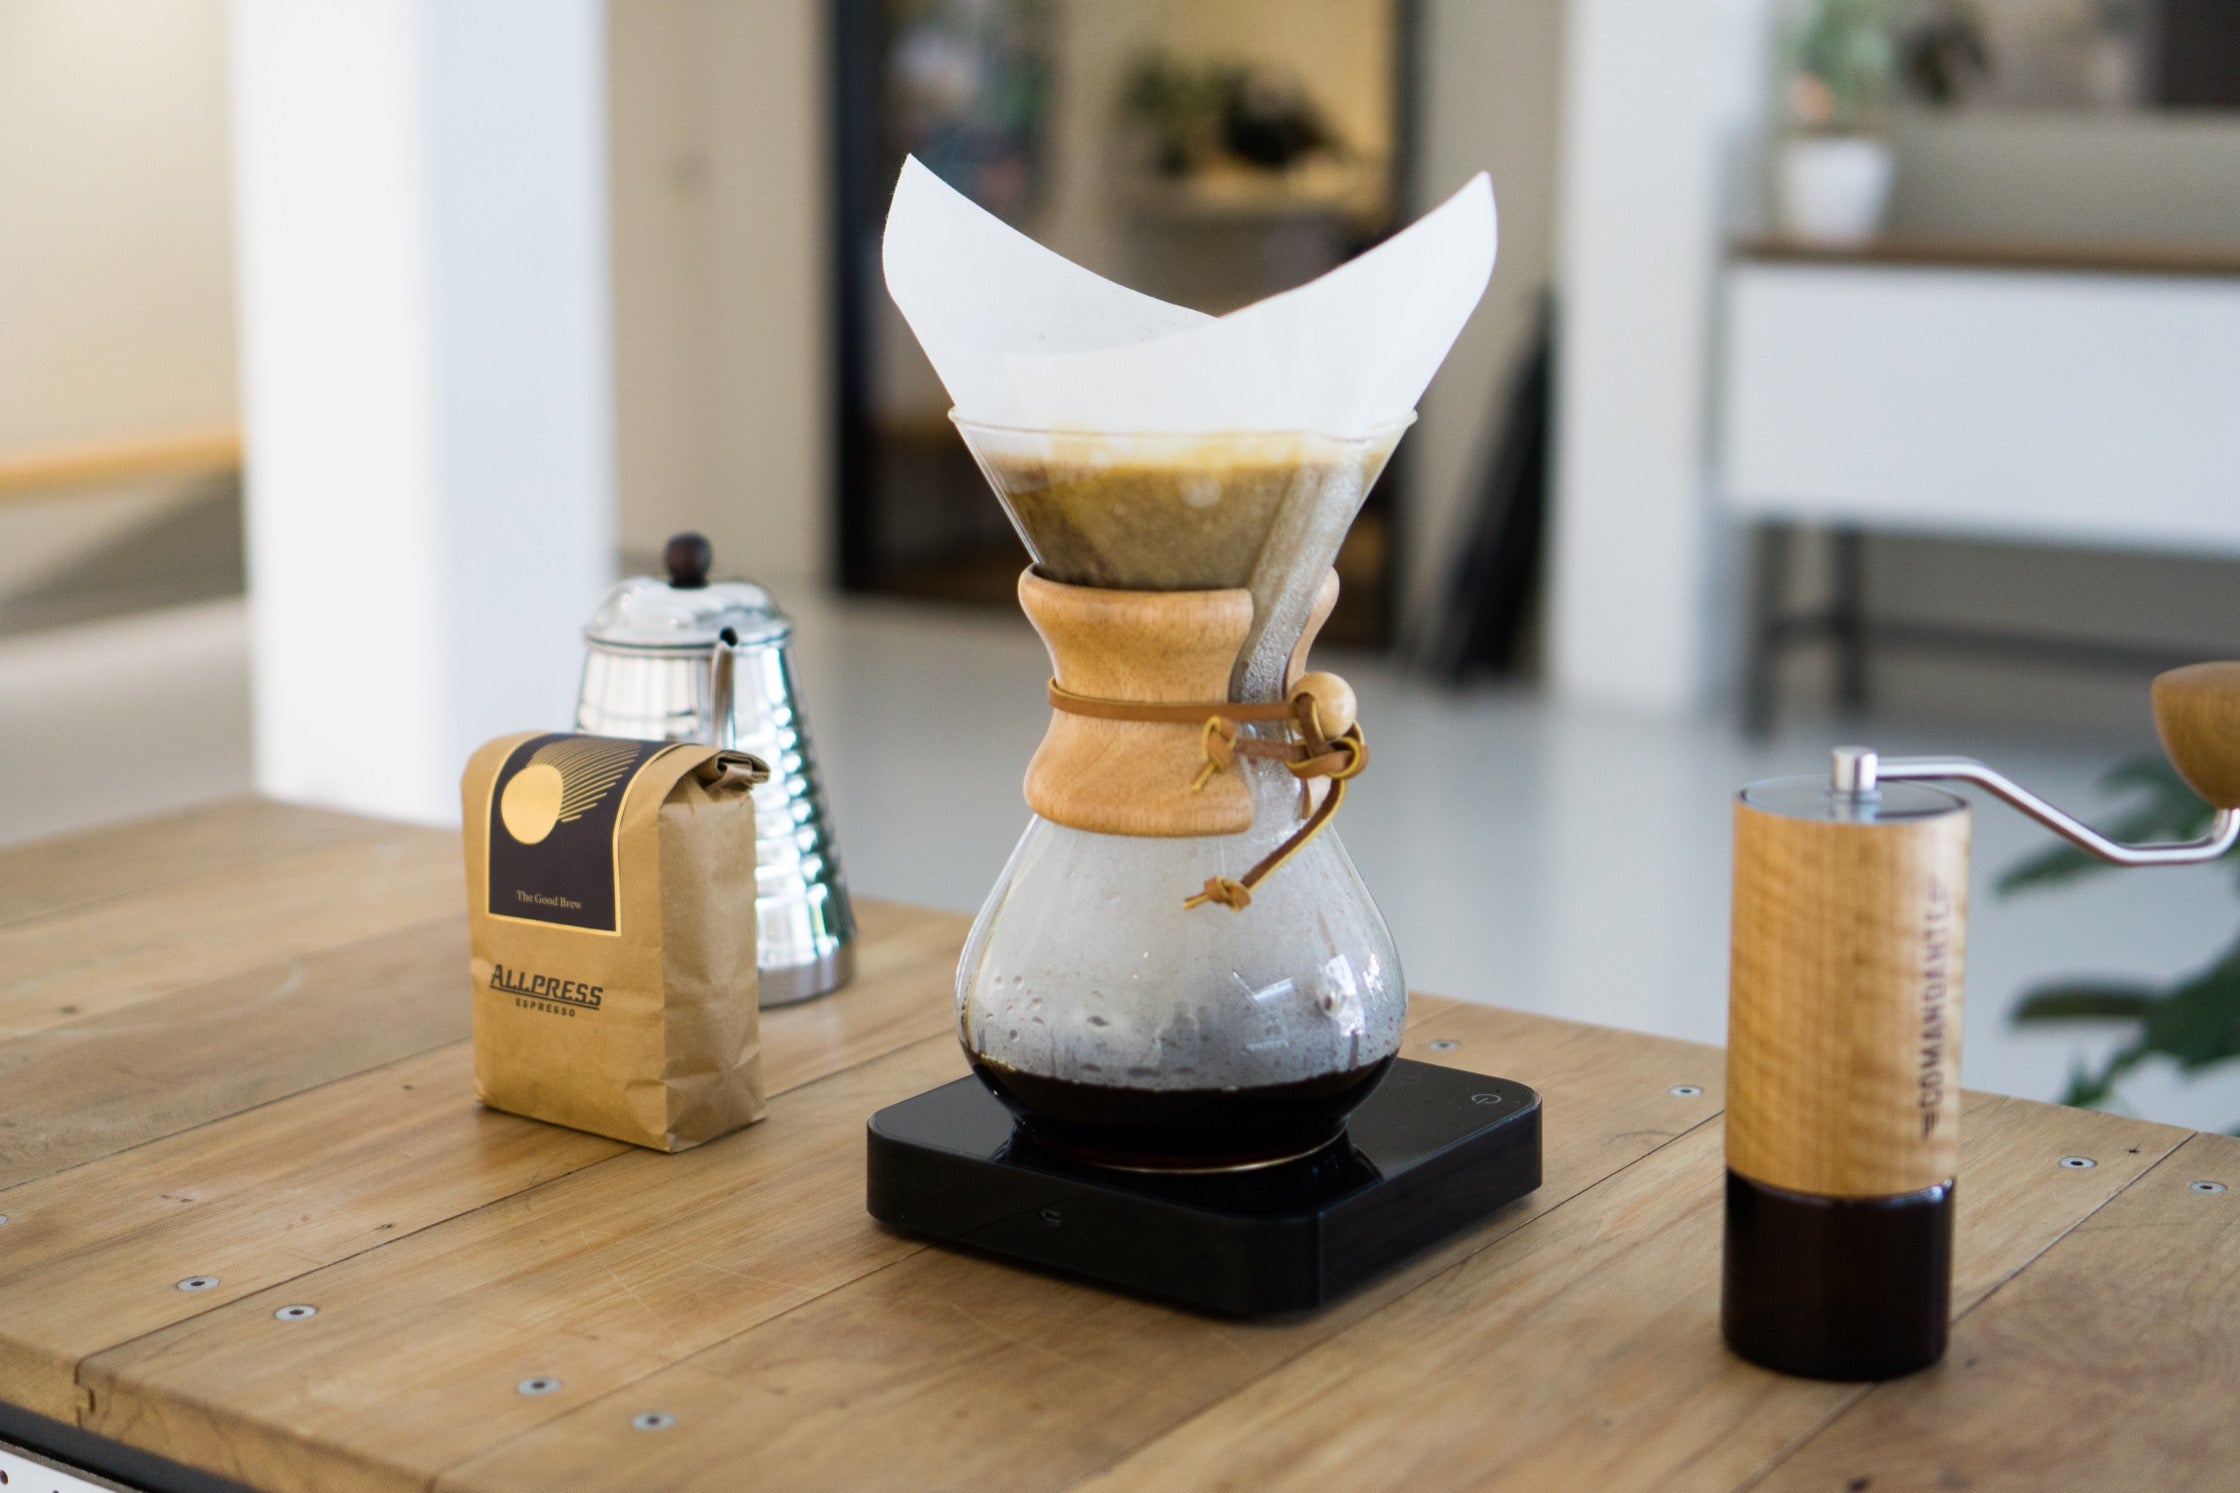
[6,589,2237,1133]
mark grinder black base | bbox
[1722,1170,1955,1380]
[865,1058,1541,1317]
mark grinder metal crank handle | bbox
[1832,661,2240,867]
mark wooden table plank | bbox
[1067,1096,2186,1493]
[0,920,468,1189]
[74,994,1462,1493]
[435,1002,1725,1493]
[0,829,461,1040]
[1757,1131,2240,1492]
[78,1035,968,1493]
[0,799,389,931]
[0,793,955,1189]
[0,901,972,1431]
[754,901,977,1092]
[0,1044,624,1420]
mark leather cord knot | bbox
[1046,676,1368,911]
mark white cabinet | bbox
[1715,248,2240,727]
[1720,258,2240,555]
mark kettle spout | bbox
[705,626,739,749]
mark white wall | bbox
[0,0,236,450]
[233,0,614,823]
[1888,112,2240,248]
[1545,0,1772,711]
[0,0,239,610]
[607,0,828,587]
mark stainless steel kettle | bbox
[575,533,855,1005]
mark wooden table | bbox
[2,800,2236,1492]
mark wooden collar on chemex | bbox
[1046,673,1368,911]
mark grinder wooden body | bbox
[1722,779,1970,1381]
[1728,790,1969,1197]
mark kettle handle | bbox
[706,627,739,750]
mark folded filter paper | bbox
[883,156,1496,437]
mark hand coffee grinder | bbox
[1724,662,2240,1380]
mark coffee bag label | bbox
[484,734,672,933]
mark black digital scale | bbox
[866,1059,1542,1316]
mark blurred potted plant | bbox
[1120,53,1231,178]
[1899,0,1994,107]
[1779,0,1902,244]
[2002,758,2240,1127]
[1778,0,1992,244]
[1120,53,1343,179]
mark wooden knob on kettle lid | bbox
[1291,671,1357,739]
[2154,663,2240,809]
[665,532,712,590]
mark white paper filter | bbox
[882,156,1496,436]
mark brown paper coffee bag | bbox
[462,731,769,1151]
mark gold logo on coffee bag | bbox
[499,737,641,845]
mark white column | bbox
[1546,0,1771,711]
[230,0,613,824]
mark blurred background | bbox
[4,0,2239,1127]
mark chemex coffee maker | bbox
[864,162,1541,1315]
[1724,662,2240,1379]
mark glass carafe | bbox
[952,419,1409,1171]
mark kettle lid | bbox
[585,532,790,650]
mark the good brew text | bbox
[514,888,584,911]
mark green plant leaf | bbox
[2060,1048,2135,1109]
[1791,0,1902,127]
[2011,983,2160,1023]
[2134,946,2240,1075]
[2003,763,2240,1122]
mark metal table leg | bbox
[1831,524,1869,713]
[1742,520,1793,737]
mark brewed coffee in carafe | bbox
[953,422,1408,1170]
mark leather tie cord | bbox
[1045,679,1369,911]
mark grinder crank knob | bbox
[2153,663,2240,810]
[1290,672,1357,740]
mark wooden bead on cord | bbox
[1290,672,1357,741]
